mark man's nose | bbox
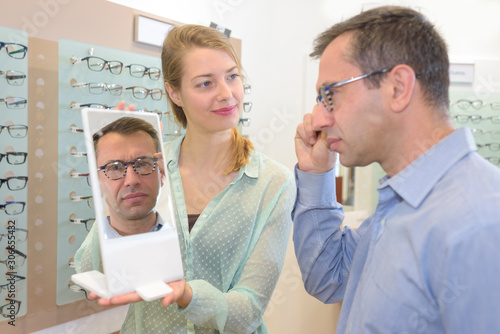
[123,164,140,186]
[312,104,335,130]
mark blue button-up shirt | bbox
[293,127,500,333]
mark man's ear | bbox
[165,82,182,107]
[386,64,416,113]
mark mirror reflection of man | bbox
[93,116,167,237]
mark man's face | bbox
[314,33,389,168]
[96,131,163,222]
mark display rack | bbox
[449,91,500,168]
[0,26,28,322]
[56,39,178,305]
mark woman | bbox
[78,25,295,333]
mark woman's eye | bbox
[228,73,239,80]
[197,81,211,88]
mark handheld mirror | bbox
[71,108,183,301]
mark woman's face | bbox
[167,48,244,134]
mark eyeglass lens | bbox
[101,157,157,180]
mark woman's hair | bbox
[161,24,253,175]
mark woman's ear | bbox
[165,82,182,107]
[386,64,416,113]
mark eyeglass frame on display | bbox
[71,56,124,75]
[0,124,28,138]
[0,201,26,215]
[452,99,500,111]
[0,248,27,269]
[125,86,164,101]
[0,42,28,59]
[0,228,28,243]
[0,152,28,165]
[0,176,28,191]
[72,82,124,96]
[0,97,27,109]
[0,299,21,317]
[125,64,161,80]
[70,195,93,208]
[0,70,26,86]
[70,217,96,232]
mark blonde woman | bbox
[76,25,295,334]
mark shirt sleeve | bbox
[180,173,296,333]
[292,165,359,303]
[74,223,102,273]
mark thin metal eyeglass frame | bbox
[317,68,392,112]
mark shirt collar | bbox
[105,213,164,237]
[165,132,259,179]
[379,127,477,208]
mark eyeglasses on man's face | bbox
[316,68,392,112]
[0,97,27,109]
[0,124,28,138]
[71,56,123,75]
[98,157,158,180]
[0,152,28,165]
[0,70,26,85]
[0,42,28,59]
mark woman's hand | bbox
[88,279,193,308]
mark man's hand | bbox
[88,279,193,308]
[295,107,337,174]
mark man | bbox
[93,116,166,238]
[75,116,169,269]
[293,6,500,333]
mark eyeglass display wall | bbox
[449,92,500,167]
[56,39,179,306]
[0,26,28,322]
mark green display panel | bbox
[56,39,178,305]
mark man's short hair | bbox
[312,6,449,110]
[93,117,161,156]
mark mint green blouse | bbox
[75,135,295,333]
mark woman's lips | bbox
[212,105,236,116]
